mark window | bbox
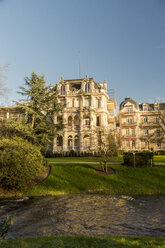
[154,105,159,111]
[74,115,79,126]
[144,129,148,136]
[96,98,101,108]
[155,117,159,124]
[68,116,72,126]
[156,129,161,137]
[84,116,90,126]
[57,136,63,146]
[85,83,90,93]
[68,135,72,147]
[132,140,135,149]
[84,97,91,107]
[126,128,129,136]
[131,128,135,137]
[61,85,65,95]
[127,117,133,124]
[57,116,63,125]
[144,117,148,123]
[126,107,133,113]
[74,98,80,107]
[74,135,79,148]
[126,140,130,148]
[96,116,100,126]
[60,99,66,107]
[143,106,148,111]
[72,98,75,107]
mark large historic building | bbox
[53,75,117,154]
[118,97,165,151]
[1,79,165,153]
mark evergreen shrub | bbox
[123,152,153,167]
[0,137,46,190]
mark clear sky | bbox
[0,0,165,106]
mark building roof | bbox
[119,97,139,110]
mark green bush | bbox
[0,137,46,190]
[123,152,153,167]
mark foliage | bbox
[0,215,14,239]
[123,152,154,167]
[0,137,46,190]
[1,235,165,248]
[2,72,62,153]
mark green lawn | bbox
[154,155,165,163]
[1,236,165,248]
[46,155,165,163]
[46,155,123,163]
[27,162,165,196]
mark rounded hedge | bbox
[0,137,46,190]
[123,152,154,167]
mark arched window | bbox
[85,83,90,93]
[74,115,79,126]
[68,116,72,126]
[83,135,90,147]
[57,116,63,125]
[61,85,65,95]
[68,135,72,147]
[57,136,63,146]
[74,135,79,148]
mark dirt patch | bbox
[34,166,51,184]
[96,166,115,176]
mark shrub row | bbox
[45,150,101,158]
[123,152,154,167]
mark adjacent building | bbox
[118,97,165,151]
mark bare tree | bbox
[98,130,119,173]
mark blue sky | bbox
[0,0,165,105]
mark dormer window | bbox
[61,85,65,95]
[143,105,148,111]
[154,104,159,111]
[85,83,90,93]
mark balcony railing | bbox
[140,122,160,128]
[124,135,136,138]
[122,122,137,126]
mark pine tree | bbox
[4,72,62,153]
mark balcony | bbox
[121,122,137,127]
[140,122,160,128]
[123,135,136,138]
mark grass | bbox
[46,155,165,163]
[27,162,165,196]
[154,155,165,163]
[46,155,123,163]
[0,155,165,198]
[1,236,165,248]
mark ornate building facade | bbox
[53,76,117,154]
[118,98,165,151]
